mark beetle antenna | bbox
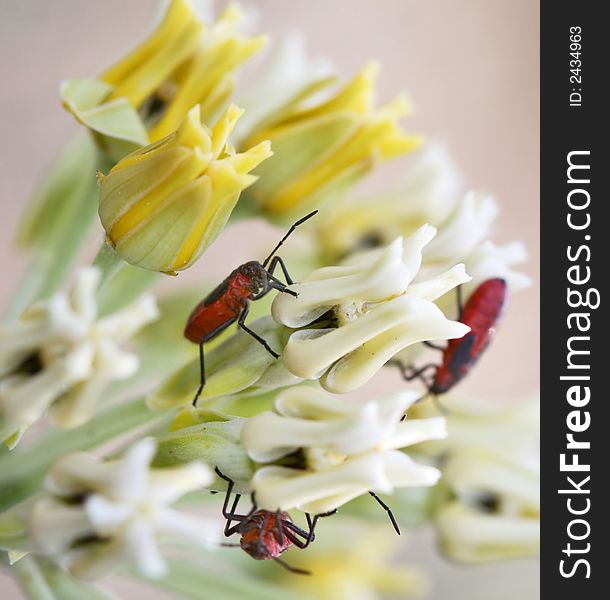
[262,210,318,268]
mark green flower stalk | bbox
[98,104,272,273]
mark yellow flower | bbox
[62,1,266,158]
[98,104,272,273]
[276,519,429,600]
[241,62,421,219]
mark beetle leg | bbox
[267,255,294,285]
[369,491,400,535]
[387,359,437,383]
[215,467,254,536]
[286,509,336,549]
[238,306,280,358]
[424,340,446,351]
[273,557,311,576]
[192,341,205,407]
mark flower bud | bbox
[98,104,272,273]
[61,1,266,160]
[242,63,420,219]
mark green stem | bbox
[8,555,57,600]
[92,243,125,291]
[92,243,162,316]
[0,397,172,514]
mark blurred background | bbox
[0,0,539,598]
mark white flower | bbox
[411,393,540,562]
[28,438,217,580]
[464,239,532,293]
[315,142,530,295]
[0,267,159,446]
[423,191,498,265]
[436,448,540,563]
[417,393,540,459]
[241,387,446,514]
[271,226,470,393]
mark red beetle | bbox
[392,278,508,402]
[185,211,317,406]
[215,467,332,575]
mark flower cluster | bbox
[1,1,537,597]
[242,387,446,513]
[410,394,540,562]
[272,227,471,393]
[27,438,217,579]
[241,62,420,220]
[316,143,531,297]
[0,267,158,447]
[62,1,266,159]
[98,104,271,273]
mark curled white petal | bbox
[424,192,498,263]
[272,237,410,328]
[465,240,532,291]
[28,498,92,555]
[244,387,446,512]
[273,228,470,393]
[281,295,469,393]
[252,452,441,513]
[243,388,420,462]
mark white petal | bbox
[123,520,168,579]
[379,450,441,488]
[386,416,447,450]
[425,192,498,262]
[0,363,77,429]
[272,238,410,328]
[96,293,159,342]
[153,506,221,547]
[68,267,100,324]
[147,462,213,504]
[319,297,470,393]
[85,495,133,535]
[242,404,383,462]
[65,540,125,581]
[251,456,391,512]
[46,452,114,496]
[436,501,540,563]
[106,437,156,502]
[443,449,540,511]
[28,498,92,554]
[405,263,471,302]
[465,240,532,292]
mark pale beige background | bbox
[0,0,539,598]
